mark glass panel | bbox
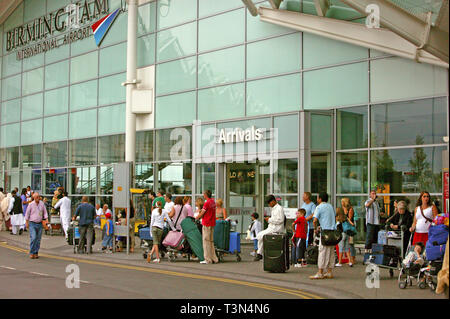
[1,123,20,148]
[156,127,192,161]
[138,1,156,35]
[198,83,245,122]
[371,146,446,194]
[22,67,44,95]
[22,93,43,121]
[100,8,128,47]
[274,115,299,151]
[23,168,42,193]
[247,1,291,41]
[135,163,154,189]
[24,0,45,22]
[2,53,21,78]
[45,41,70,64]
[155,91,196,128]
[69,138,97,166]
[43,114,68,142]
[311,114,332,150]
[157,22,196,62]
[247,73,301,116]
[195,123,216,158]
[44,87,69,115]
[98,104,125,135]
[337,151,368,194]
[199,9,245,52]
[136,131,154,163]
[70,51,98,83]
[304,62,369,109]
[99,42,127,76]
[5,170,20,192]
[21,144,42,168]
[70,80,98,111]
[5,147,20,169]
[45,60,69,90]
[99,166,114,194]
[158,162,192,195]
[70,196,97,212]
[311,153,332,194]
[98,135,125,164]
[196,163,215,194]
[157,0,197,30]
[1,99,21,124]
[23,53,44,71]
[155,56,196,95]
[2,75,22,100]
[370,97,447,147]
[44,168,67,195]
[336,196,367,242]
[303,32,367,68]
[70,32,98,57]
[337,106,368,149]
[98,73,126,106]
[370,57,448,103]
[46,0,71,13]
[21,119,43,145]
[199,0,243,17]
[44,141,67,168]
[69,109,97,139]
[247,33,301,79]
[273,159,298,194]
[70,167,97,195]
[198,45,245,88]
[137,33,156,67]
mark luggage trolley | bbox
[48,214,63,236]
[214,220,241,262]
[70,220,95,254]
[365,230,407,278]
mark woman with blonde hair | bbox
[215,198,227,220]
[340,197,356,266]
[194,197,204,220]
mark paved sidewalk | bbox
[0,230,445,299]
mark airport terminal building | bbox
[0,0,448,239]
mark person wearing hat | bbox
[101,212,114,253]
[387,200,413,256]
[253,195,286,261]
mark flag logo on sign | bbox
[91,8,121,47]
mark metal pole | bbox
[125,0,137,164]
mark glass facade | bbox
[0,0,448,234]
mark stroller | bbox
[397,241,429,289]
[138,225,168,260]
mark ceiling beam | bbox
[0,0,23,25]
[314,0,330,17]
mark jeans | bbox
[78,223,94,253]
[307,229,315,246]
[29,222,43,255]
[253,239,258,251]
[102,234,113,248]
[365,223,380,250]
[293,238,307,263]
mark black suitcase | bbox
[306,245,318,265]
[383,244,400,257]
[263,233,289,273]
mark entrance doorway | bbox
[222,161,270,240]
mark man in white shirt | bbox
[254,195,286,261]
[54,192,71,239]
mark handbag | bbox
[320,229,343,246]
[162,206,185,250]
[342,221,357,236]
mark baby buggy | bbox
[398,260,430,289]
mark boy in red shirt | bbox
[292,208,308,267]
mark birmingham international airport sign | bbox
[5,0,112,60]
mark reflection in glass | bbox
[337,106,368,149]
[337,152,368,194]
[23,169,42,193]
[44,141,67,168]
[156,127,191,161]
[371,97,447,147]
[274,159,298,194]
[196,163,215,195]
[311,153,331,194]
[5,170,20,192]
[158,162,192,195]
[371,146,445,194]
[98,135,125,164]
[311,114,332,150]
[136,131,153,163]
[5,147,20,169]
[70,167,97,195]
[44,168,67,195]
[135,163,154,189]
[99,166,113,195]
[69,138,97,166]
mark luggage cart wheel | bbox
[399,281,407,289]
[389,269,394,278]
[168,254,176,262]
[236,254,241,262]
[419,281,427,289]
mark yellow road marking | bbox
[0,242,323,299]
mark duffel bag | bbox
[428,224,449,246]
[426,242,446,261]
[162,230,185,250]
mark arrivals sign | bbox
[5,0,117,60]
[216,126,264,144]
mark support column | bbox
[299,111,311,206]
[125,0,138,164]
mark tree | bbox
[409,135,432,191]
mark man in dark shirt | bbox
[73,196,96,254]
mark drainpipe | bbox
[124,0,138,164]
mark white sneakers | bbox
[153,259,160,263]
[335,263,343,267]
[250,252,256,257]
[294,263,302,268]
[199,260,208,264]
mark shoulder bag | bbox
[320,229,343,246]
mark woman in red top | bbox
[292,208,308,267]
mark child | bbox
[403,242,425,269]
[101,212,114,253]
[249,213,262,257]
[292,209,308,267]
[335,208,350,267]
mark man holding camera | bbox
[364,190,381,253]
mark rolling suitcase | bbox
[138,227,152,240]
[263,233,289,273]
[181,217,204,261]
[306,245,318,264]
[229,232,241,253]
[214,220,230,251]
